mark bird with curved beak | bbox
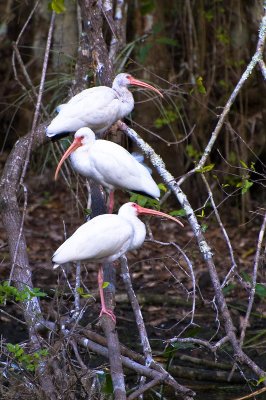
[52,202,184,322]
[54,127,160,212]
[46,73,163,139]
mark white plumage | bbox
[52,202,183,321]
[54,128,160,209]
[46,73,163,137]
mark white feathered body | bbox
[70,138,160,198]
[52,205,146,265]
[46,85,134,136]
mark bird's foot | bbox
[99,307,116,323]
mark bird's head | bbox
[54,128,95,180]
[113,73,163,98]
[119,202,184,227]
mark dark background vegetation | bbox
[0,1,266,399]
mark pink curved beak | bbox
[135,204,184,227]
[54,137,82,180]
[128,76,163,98]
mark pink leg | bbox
[98,266,116,323]
[108,191,115,213]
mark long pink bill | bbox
[54,137,82,180]
[128,77,163,98]
[135,204,184,227]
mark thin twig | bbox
[201,174,238,288]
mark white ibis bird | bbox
[46,73,163,138]
[52,202,184,322]
[54,127,160,212]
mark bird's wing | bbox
[57,87,118,116]
[52,215,133,265]
[91,141,159,197]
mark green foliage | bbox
[0,282,46,304]
[196,163,215,173]
[129,192,160,209]
[241,273,266,300]
[222,283,236,295]
[216,27,230,45]
[169,209,186,217]
[48,0,66,14]
[84,208,92,217]
[97,370,113,394]
[76,287,93,299]
[157,183,167,193]
[255,284,266,299]
[154,108,178,128]
[102,282,110,289]
[196,76,207,95]
[203,10,214,22]
[257,376,266,385]
[201,223,208,233]
[236,179,253,195]
[7,343,48,372]
[186,144,201,161]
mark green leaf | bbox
[129,193,159,209]
[102,282,110,289]
[240,160,248,168]
[158,183,167,193]
[169,209,186,217]
[201,224,208,232]
[77,287,93,298]
[196,76,207,94]
[257,376,266,385]
[255,284,266,299]
[101,372,114,394]
[197,209,205,218]
[222,283,235,295]
[196,163,215,173]
[186,144,201,161]
[49,0,66,14]
[154,109,177,128]
[84,208,92,216]
[171,342,196,350]
[241,179,253,195]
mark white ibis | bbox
[54,127,160,212]
[52,202,184,322]
[46,73,163,138]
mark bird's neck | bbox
[112,86,134,116]
[122,216,146,250]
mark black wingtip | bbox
[46,131,72,142]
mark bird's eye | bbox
[132,203,137,208]
[80,136,84,140]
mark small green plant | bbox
[196,76,207,95]
[97,370,113,394]
[129,192,160,209]
[0,282,46,304]
[48,0,66,13]
[154,108,178,128]
[76,287,93,299]
[169,209,186,217]
[186,144,201,162]
[196,163,215,173]
[7,343,48,372]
